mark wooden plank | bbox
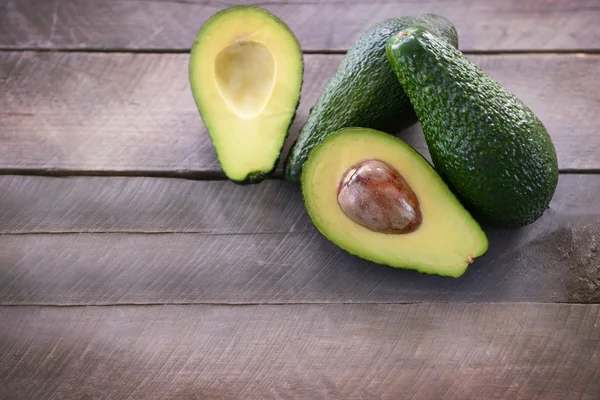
[1,0,599,51]
[1,52,599,174]
[1,174,599,305]
[0,303,598,399]
[0,176,308,234]
[0,173,598,235]
[0,52,334,175]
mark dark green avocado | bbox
[283,14,458,183]
[386,26,559,227]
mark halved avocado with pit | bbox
[189,6,303,183]
[301,128,488,278]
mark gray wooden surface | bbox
[1,0,600,398]
[1,304,599,400]
[1,174,599,305]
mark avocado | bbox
[386,27,559,227]
[284,14,458,183]
[189,6,303,184]
[301,127,488,278]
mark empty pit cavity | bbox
[215,40,275,118]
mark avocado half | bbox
[301,128,488,278]
[189,6,303,183]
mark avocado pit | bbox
[337,159,422,234]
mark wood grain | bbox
[0,303,598,399]
[1,174,599,305]
[1,0,599,51]
[0,173,598,235]
[1,52,599,174]
[0,176,308,234]
[0,52,336,175]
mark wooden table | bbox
[1,1,599,399]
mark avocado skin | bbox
[386,27,559,227]
[283,14,458,183]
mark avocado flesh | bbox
[302,128,488,278]
[189,6,303,183]
[386,27,559,227]
[284,14,458,183]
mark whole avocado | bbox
[283,14,458,183]
[386,27,559,227]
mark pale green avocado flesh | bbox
[189,6,303,184]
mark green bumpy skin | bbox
[283,14,458,183]
[386,27,559,227]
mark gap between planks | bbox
[0,170,597,180]
[0,231,301,236]
[0,300,598,307]
[0,168,229,180]
[2,48,600,55]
